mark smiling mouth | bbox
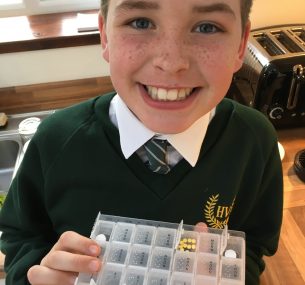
[144,85,197,101]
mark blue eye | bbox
[130,18,153,29]
[195,23,221,34]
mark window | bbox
[0,0,100,17]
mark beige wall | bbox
[250,0,305,29]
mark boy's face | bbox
[99,0,250,134]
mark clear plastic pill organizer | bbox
[76,213,245,285]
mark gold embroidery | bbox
[204,194,235,229]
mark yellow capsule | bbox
[183,244,188,248]
[191,245,196,250]
[187,238,192,243]
[191,239,196,244]
[187,245,192,249]
[183,238,188,243]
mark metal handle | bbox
[287,64,304,110]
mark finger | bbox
[27,265,77,285]
[51,231,101,257]
[41,250,102,273]
[194,222,208,232]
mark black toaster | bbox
[228,25,305,128]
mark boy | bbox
[0,0,283,284]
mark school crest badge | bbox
[204,194,235,229]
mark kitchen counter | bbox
[260,127,305,285]
[0,128,304,283]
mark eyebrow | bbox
[114,1,236,19]
[193,3,236,18]
[115,0,160,12]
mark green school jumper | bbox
[0,93,283,285]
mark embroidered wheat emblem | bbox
[204,194,228,229]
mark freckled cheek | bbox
[109,36,150,65]
[194,44,237,72]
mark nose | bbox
[152,36,190,74]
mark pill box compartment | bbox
[76,213,246,285]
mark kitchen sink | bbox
[1,109,54,133]
[0,109,55,204]
[0,137,22,193]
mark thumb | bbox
[194,222,208,232]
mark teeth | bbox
[178,89,186,99]
[146,86,193,101]
[151,86,158,99]
[158,88,167,100]
[167,89,178,101]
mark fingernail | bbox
[89,260,100,271]
[89,245,99,255]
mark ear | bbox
[234,21,251,72]
[98,12,109,63]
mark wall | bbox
[0,0,305,88]
[0,45,109,88]
[250,0,305,30]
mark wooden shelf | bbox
[0,76,114,114]
[0,10,100,54]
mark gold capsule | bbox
[177,236,197,252]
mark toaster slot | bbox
[271,31,304,53]
[291,28,305,43]
[253,33,285,56]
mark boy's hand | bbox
[27,231,102,285]
[27,225,206,284]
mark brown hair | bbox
[100,0,253,33]
[240,0,253,31]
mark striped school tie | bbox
[144,138,170,174]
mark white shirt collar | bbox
[110,94,214,167]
